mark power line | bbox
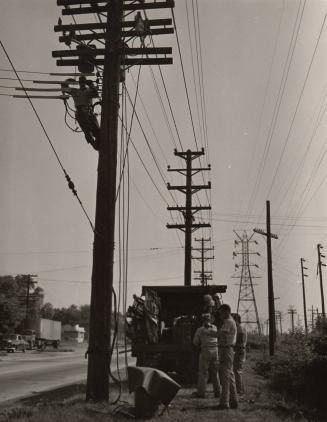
[171,7,199,150]
[266,12,327,200]
[0,40,95,232]
[245,0,306,221]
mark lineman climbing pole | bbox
[167,148,211,286]
[232,231,261,334]
[192,238,214,286]
[54,0,174,401]
[254,200,278,356]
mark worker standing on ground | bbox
[208,304,238,409]
[192,313,221,398]
[232,313,247,395]
[62,76,100,150]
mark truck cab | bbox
[0,334,28,353]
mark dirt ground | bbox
[0,352,313,422]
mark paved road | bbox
[0,346,132,403]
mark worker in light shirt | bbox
[192,313,221,398]
[207,303,238,409]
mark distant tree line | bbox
[0,275,43,333]
[0,275,125,337]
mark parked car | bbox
[0,334,28,353]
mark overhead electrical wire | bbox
[171,7,199,150]
[245,0,306,222]
[265,12,327,201]
[0,40,95,232]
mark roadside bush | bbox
[254,331,327,417]
[247,333,267,351]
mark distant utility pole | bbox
[317,243,326,318]
[167,148,211,286]
[254,200,278,356]
[308,305,315,331]
[288,306,297,333]
[232,231,261,335]
[54,0,174,401]
[192,237,214,285]
[275,310,283,334]
[24,274,37,328]
[300,258,309,334]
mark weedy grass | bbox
[0,355,310,422]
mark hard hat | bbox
[203,294,214,306]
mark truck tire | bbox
[52,340,60,349]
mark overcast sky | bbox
[1,0,327,331]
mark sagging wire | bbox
[0,40,95,233]
[108,285,123,404]
[115,61,142,201]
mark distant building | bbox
[62,324,85,343]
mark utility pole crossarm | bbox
[60,1,175,15]
[166,223,211,230]
[167,182,211,192]
[253,228,278,239]
[54,18,173,32]
[167,206,211,211]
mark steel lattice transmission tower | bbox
[232,230,261,334]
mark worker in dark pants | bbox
[192,313,221,398]
[62,76,100,150]
[232,313,247,395]
[207,304,238,409]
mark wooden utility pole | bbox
[24,275,37,328]
[275,310,282,334]
[300,258,308,334]
[308,305,315,331]
[167,149,211,286]
[317,244,326,318]
[192,238,214,285]
[254,200,278,356]
[85,0,123,401]
[288,306,297,333]
[54,0,175,401]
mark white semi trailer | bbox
[22,319,61,349]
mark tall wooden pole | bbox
[266,201,276,355]
[317,244,326,318]
[86,0,123,401]
[300,258,308,334]
[185,150,193,286]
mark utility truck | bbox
[126,284,226,384]
[22,318,61,350]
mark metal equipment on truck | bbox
[126,284,227,383]
[22,318,61,350]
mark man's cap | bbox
[219,304,231,313]
[203,294,214,306]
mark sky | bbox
[1,0,327,332]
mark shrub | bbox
[254,332,327,418]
